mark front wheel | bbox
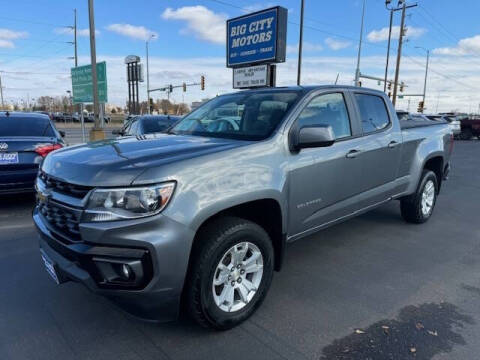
[185,217,274,330]
[400,170,438,224]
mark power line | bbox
[0,16,68,28]
[417,6,461,44]
[0,70,69,75]
[0,33,70,66]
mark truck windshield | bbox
[169,91,301,140]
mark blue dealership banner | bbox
[226,6,287,68]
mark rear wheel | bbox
[400,170,438,224]
[185,217,274,330]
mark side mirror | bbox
[59,130,66,138]
[296,125,335,149]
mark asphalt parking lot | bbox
[1,140,479,360]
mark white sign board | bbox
[233,64,270,89]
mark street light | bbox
[415,46,430,113]
[146,34,156,114]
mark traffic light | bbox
[388,82,392,90]
[400,82,404,92]
[200,75,205,90]
[169,84,173,93]
[149,97,153,112]
[183,82,186,92]
[358,81,362,87]
[417,101,424,113]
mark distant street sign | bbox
[71,62,107,104]
[233,64,271,89]
[226,6,287,68]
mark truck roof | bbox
[232,85,387,97]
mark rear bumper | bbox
[0,167,38,194]
[33,208,195,322]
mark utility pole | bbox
[297,0,305,86]
[74,8,86,142]
[88,0,102,139]
[392,1,406,106]
[420,48,429,109]
[354,0,366,86]
[383,7,393,92]
[74,9,78,67]
[391,2,417,106]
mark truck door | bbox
[287,91,364,236]
[352,92,403,206]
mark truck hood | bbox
[41,133,248,186]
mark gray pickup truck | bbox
[34,86,453,329]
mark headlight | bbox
[84,182,176,222]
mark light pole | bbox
[297,0,305,86]
[354,0,366,86]
[415,46,430,112]
[146,34,156,114]
[383,0,397,93]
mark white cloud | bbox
[0,39,14,48]
[325,37,351,50]
[367,26,426,42]
[434,34,480,56]
[287,42,323,54]
[162,6,226,45]
[0,28,28,40]
[54,27,100,37]
[106,24,157,41]
[0,28,28,48]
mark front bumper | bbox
[33,208,195,322]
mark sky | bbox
[1,0,480,113]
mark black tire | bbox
[185,216,274,330]
[460,128,473,140]
[400,170,438,224]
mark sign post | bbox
[226,6,287,89]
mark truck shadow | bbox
[320,302,473,360]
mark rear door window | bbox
[0,116,54,137]
[297,92,352,139]
[355,94,390,134]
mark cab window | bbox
[355,94,390,134]
[296,93,351,139]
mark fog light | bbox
[121,264,131,279]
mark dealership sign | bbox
[233,64,271,89]
[226,6,287,68]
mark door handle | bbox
[388,141,400,148]
[346,149,361,158]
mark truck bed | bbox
[399,119,446,130]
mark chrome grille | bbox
[39,171,91,198]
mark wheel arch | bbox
[423,155,444,193]
[190,198,286,273]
